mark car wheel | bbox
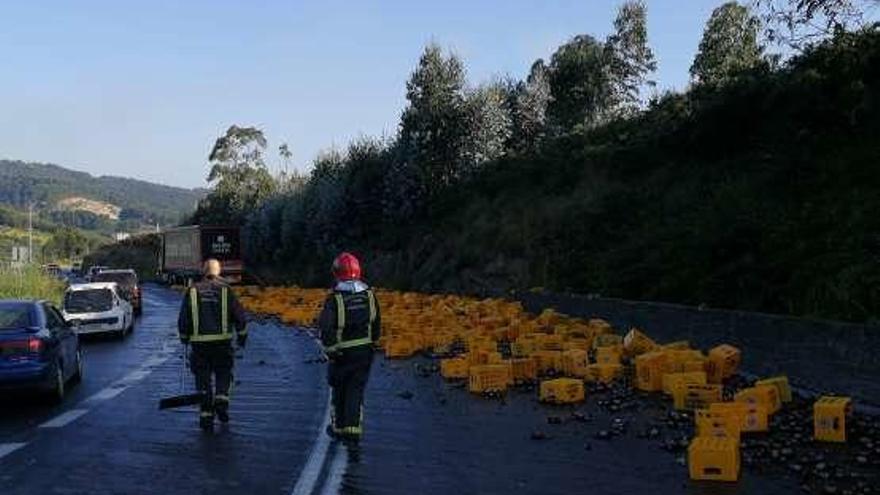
[71,349,84,384]
[49,360,65,404]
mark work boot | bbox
[216,405,230,424]
[199,413,214,432]
[325,424,340,440]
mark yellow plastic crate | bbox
[540,334,565,351]
[385,335,417,359]
[623,328,657,356]
[510,358,538,383]
[673,383,723,411]
[539,378,585,404]
[586,363,623,384]
[662,371,707,395]
[661,340,691,350]
[594,346,622,365]
[510,341,536,357]
[468,364,511,393]
[707,402,751,433]
[814,396,852,443]
[562,336,591,352]
[593,333,623,351]
[635,351,668,392]
[707,344,741,383]
[741,403,769,432]
[695,408,742,441]
[734,385,781,415]
[531,350,563,374]
[561,349,588,378]
[688,437,740,482]
[588,319,613,335]
[440,357,469,379]
[756,376,792,403]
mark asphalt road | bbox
[0,285,865,495]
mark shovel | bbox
[158,343,205,410]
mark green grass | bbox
[0,265,64,305]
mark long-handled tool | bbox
[159,343,205,410]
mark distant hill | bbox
[0,160,203,229]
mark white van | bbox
[62,283,134,338]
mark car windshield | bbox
[65,289,113,313]
[0,304,33,330]
[93,272,136,288]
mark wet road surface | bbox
[0,285,844,494]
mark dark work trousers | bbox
[190,342,235,415]
[327,349,374,429]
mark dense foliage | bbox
[83,234,161,280]
[204,3,879,321]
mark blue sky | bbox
[1,0,726,188]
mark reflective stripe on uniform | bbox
[327,290,376,352]
[190,289,200,336]
[189,286,233,343]
[334,293,345,346]
[215,395,230,404]
[221,287,228,334]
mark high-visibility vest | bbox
[325,290,377,353]
[189,286,233,343]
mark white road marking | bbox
[291,396,333,495]
[0,443,28,460]
[84,386,127,403]
[39,409,89,428]
[84,341,176,405]
[320,445,348,495]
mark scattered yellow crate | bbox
[741,403,769,432]
[662,340,691,350]
[540,334,564,351]
[814,396,852,443]
[707,402,752,433]
[539,378,585,404]
[593,333,623,351]
[707,344,741,383]
[756,376,792,403]
[688,437,740,482]
[440,357,469,379]
[695,408,742,441]
[468,365,511,393]
[531,350,563,374]
[673,383,722,411]
[561,349,588,378]
[385,335,417,359]
[586,363,623,384]
[623,328,657,356]
[734,385,781,415]
[594,346,622,365]
[662,371,707,395]
[635,351,668,392]
[510,358,538,383]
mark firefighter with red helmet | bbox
[317,252,381,440]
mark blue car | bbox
[0,300,83,402]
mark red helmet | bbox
[332,252,362,281]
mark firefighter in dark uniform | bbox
[177,259,248,431]
[318,252,381,440]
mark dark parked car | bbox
[92,269,142,315]
[0,300,83,402]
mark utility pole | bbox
[28,202,33,264]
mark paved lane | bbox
[0,285,328,495]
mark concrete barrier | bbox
[515,292,880,407]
